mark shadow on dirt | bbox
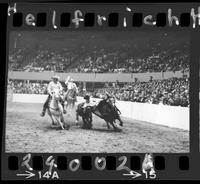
[81,127,123,133]
[43,125,69,131]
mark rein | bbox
[49,106,60,111]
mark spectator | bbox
[92,77,189,107]
[8,42,189,73]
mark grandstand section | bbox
[9,31,189,73]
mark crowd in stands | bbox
[93,77,189,107]
[8,80,48,94]
[9,48,26,70]
[8,42,189,73]
[7,77,189,107]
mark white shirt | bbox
[47,81,63,95]
[66,81,78,92]
[67,81,73,90]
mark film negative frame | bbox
[1,0,200,181]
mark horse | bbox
[92,98,123,131]
[64,87,77,116]
[46,89,68,130]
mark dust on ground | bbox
[5,102,189,153]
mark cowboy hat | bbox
[51,75,60,80]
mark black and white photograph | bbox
[5,31,190,153]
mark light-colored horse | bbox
[46,88,66,130]
[64,87,77,116]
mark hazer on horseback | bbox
[40,75,66,117]
[64,76,78,112]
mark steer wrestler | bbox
[75,94,92,124]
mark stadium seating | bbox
[8,77,189,107]
[8,42,189,73]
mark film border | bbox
[1,1,200,181]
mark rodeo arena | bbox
[5,31,189,153]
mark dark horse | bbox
[92,98,124,131]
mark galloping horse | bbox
[46,88,68,130]
[64,87,77,115]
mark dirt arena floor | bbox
[5,102,189,153]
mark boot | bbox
[41,96,50,117]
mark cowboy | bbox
[40,75,66,117]
[75,94,91,124]
[65,77,78,100]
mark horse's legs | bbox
[110,122,116,130]
[72,102,76,118]
[106,121,111,129]
[47,109,56,125]
[117,116,123,126]
[66,103,70,116]
[59,106,65,123]
[56,116,64,130]
[109,121,120,131]
[60,114,64,123]
[51,117,56,125]
[56,105,65,130]
[70,103,74,115]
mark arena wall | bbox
[6,88,13,102]
[8,71,188,82]
[11,94,189,130]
